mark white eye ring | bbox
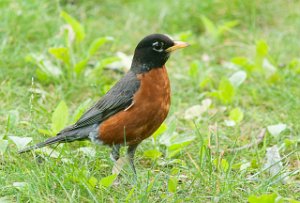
[152,41,164,52]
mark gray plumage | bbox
[18,71,140,153]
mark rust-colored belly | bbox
[99,66,170,145]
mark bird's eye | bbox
[152,41,164,52]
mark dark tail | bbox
[18,125,95,154]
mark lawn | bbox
[0,0,299,202]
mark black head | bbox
[130,34,189,73]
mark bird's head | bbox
[131,34,189,73]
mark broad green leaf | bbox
[288,59,300,73]
[167,177,178,193]
[8,136,32,150]
[229,108,244,123]
[167,148,182,159]
[199,76,212,89]
[255,40,269,71]
[88,176,98,188]
[213,158,229,172]
[0,134,4,140]
[160,131,195,148]
[231,57,249,66]
[143,149,162,160]
[88,37,114,56]
[38,128,52,136]
[218,20,239,35]
[35,68,51,83]
[201,15,217,37]
[48,47,70,65]
[221,159,229,172]
[0,140,9,154]
[168,136,195,151]
[267,72,281,84]
[267,123,287,137]
[231,57,255,72]
[71,99,92,123]
[51,100,69,134]
[152,123,167,140]
[256,40,269,57]
[99,174,117,187]
[188,61,200,78]
[171,167,180,175]
[61,11,85,43]
[229,71,247,87]
[248,193,278,203]
[166,134,195,158]
[288,199,300,203]
[74,58,88,75]
[218,77,235,104]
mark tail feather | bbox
[18,134,86,154]
[18,125,96,154]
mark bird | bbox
[19,33,189,178]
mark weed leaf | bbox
[48,47,70,66]
[0,140,9,154]
[51,100,69,134]
[99,174,117,187]
[61,11,85,43]
[168,177,178,193]
[143,149,162,160]
[218,77,235,104]
[88,37,113,57]
[229,108,244,124]
[8,136,32,150]
[229,71,247,87]
[267,123,287,137]
[248,193,278,203]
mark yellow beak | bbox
[166,41,189,53]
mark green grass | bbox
[1,0,300,202]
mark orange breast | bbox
[99,66,170,145]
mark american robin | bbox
[19,33,189,177]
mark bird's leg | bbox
[110,144,121,162]
[127,144,139,179]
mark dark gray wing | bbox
[71,70,140,130]
[18,71,140,154]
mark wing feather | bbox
[68,71,140,131]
